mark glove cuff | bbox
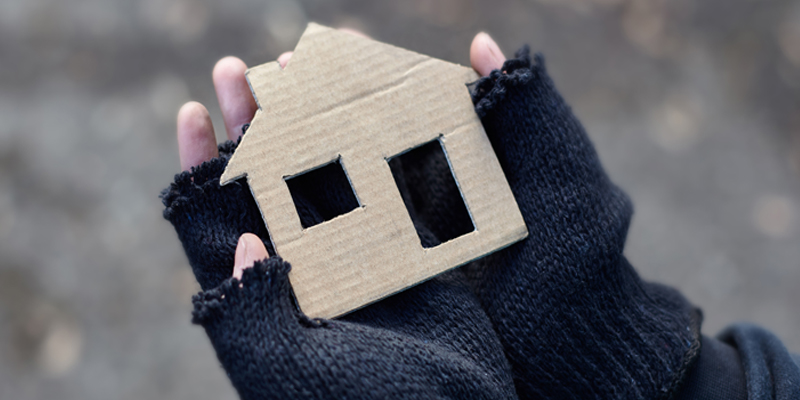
[532,257,701,398]
[470,45,537,119]
[191,256,305,327]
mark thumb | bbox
[233,233,268,280]
[470,32,506,77]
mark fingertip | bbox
[277,51,293,69]
[213,56,247,83]
[177,101,218,171]
[177,100,202,122]
[212,56,258,141]
[470,32,506,77]
[338,27,369,39]
[233,233,268,280]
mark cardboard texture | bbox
[221,23,528,319]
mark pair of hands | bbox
[166,31,689,398]
[175,30,508,279]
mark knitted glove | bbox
[161,142,517,399]
[462,46,702,399]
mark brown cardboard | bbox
[221,23,528,319]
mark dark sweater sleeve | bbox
[464,47,702,399]
[674,325,800,400]
[673,335,748,400]
[715,324,800,399]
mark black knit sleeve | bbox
[463,47,702,399]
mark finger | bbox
[277,26,369,69]
[177,101,218,171]
[339,27,369,39]
[233,233,269,280]
[470,32,506,77]
[213,56,258,141]
[277,51,293,69]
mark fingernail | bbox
[277,52,293,69]
[233,235,248,280]
[233,233,269,280]
[243,236,259,269]
[481,33,503,66]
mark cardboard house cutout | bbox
[221,23,527,319]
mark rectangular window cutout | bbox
[285,158,360,229]
[388,138,475,248]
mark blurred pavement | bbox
[0,0,798,398]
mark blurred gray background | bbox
[1,0,798,398]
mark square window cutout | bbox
[388,139,475,248]
[285,158,360,229]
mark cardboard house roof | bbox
[222,23,527,319]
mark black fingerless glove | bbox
[464,46,701,399]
